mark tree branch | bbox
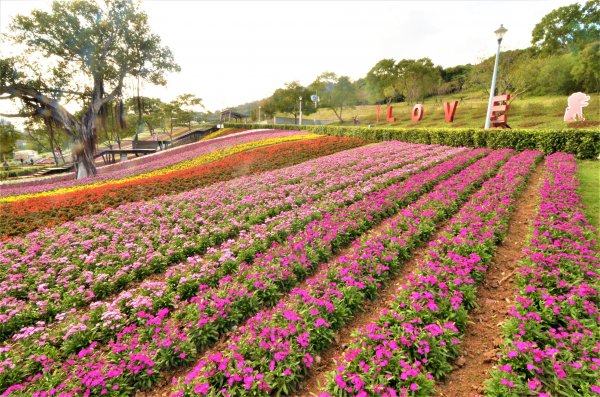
[101,69,127,106]
[38,88,86,96]
[0,84,80,137]
[0,110,39,118]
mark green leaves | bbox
[227,123,600,160]
[531,0,600,53]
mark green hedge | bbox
[225,123,600,159]
[0,166,47,180]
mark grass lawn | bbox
[305,92,600,130]
[577,160,600,240]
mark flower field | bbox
[0,129,318,200]
[0,130,597,397]
[0,135,364,239]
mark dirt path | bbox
[433,160,545,397]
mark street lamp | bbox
[258,105,261,123]
[299,96,303,125]
[484,24,507,129]
[311,93,320,125]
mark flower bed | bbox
[4,148,486,396]
[0,131,319,203]
[486,153,600,397]
[169,149,513,396]
[0,136,365,239]
[0,142,457,392]
[200,128,249,141]
[1,141,451,343]
[320,150,542,397]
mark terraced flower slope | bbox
[0,130,596,397]
[0,135,364,239]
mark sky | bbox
[0,0,581,115]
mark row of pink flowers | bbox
[4,148,487,396]
[167,149,509,396]
[486,153,599,396]
[0,142,460,391]
[318,149,542,397]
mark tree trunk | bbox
[75,118,98,179]
[76,81,103,179]
[332,106,343,122]
[47,121,60,166]
[58,146,66,165]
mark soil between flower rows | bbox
[431,160,545,397]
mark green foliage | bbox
[309,72,357,122]
[225,123,600,159]
[363,57,441,104]
[531,0,600,53]
[0,166,48,180]
[263,81,314,121]
[8,0,180,89]
[571,41,600,93]
[0,58,22,87]
[365,58,400,103]
[466,48,539,99]
[125,96,166,131]
[577,160,600,237]
[171,93,204,129]
[397,58,440,104]
[0,120,21,159]
[2,0,180,177]
[532,53,579,95]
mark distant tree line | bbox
[255,0,598,122]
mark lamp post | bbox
[258,105,261,123]
[299,96,303,125]
[484,24,508,129]
[311,93,319,125]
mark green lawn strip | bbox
[577,159,599,239]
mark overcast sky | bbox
[0,0,580,113]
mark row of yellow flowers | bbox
[199,128,237,141]
[1,134,321,204]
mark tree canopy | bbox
[309,72,357,122]
[0,0,179,178]
[0,120,21,160]
[172,93,204,130]
[531,0,600,53]
[263,81,314,123]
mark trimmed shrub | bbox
[227,123,600,159]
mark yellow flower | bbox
[200,128,237,141]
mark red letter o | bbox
[412,104,424,121]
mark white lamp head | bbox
[495,24,507,42]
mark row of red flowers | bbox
[0,136,364,240]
